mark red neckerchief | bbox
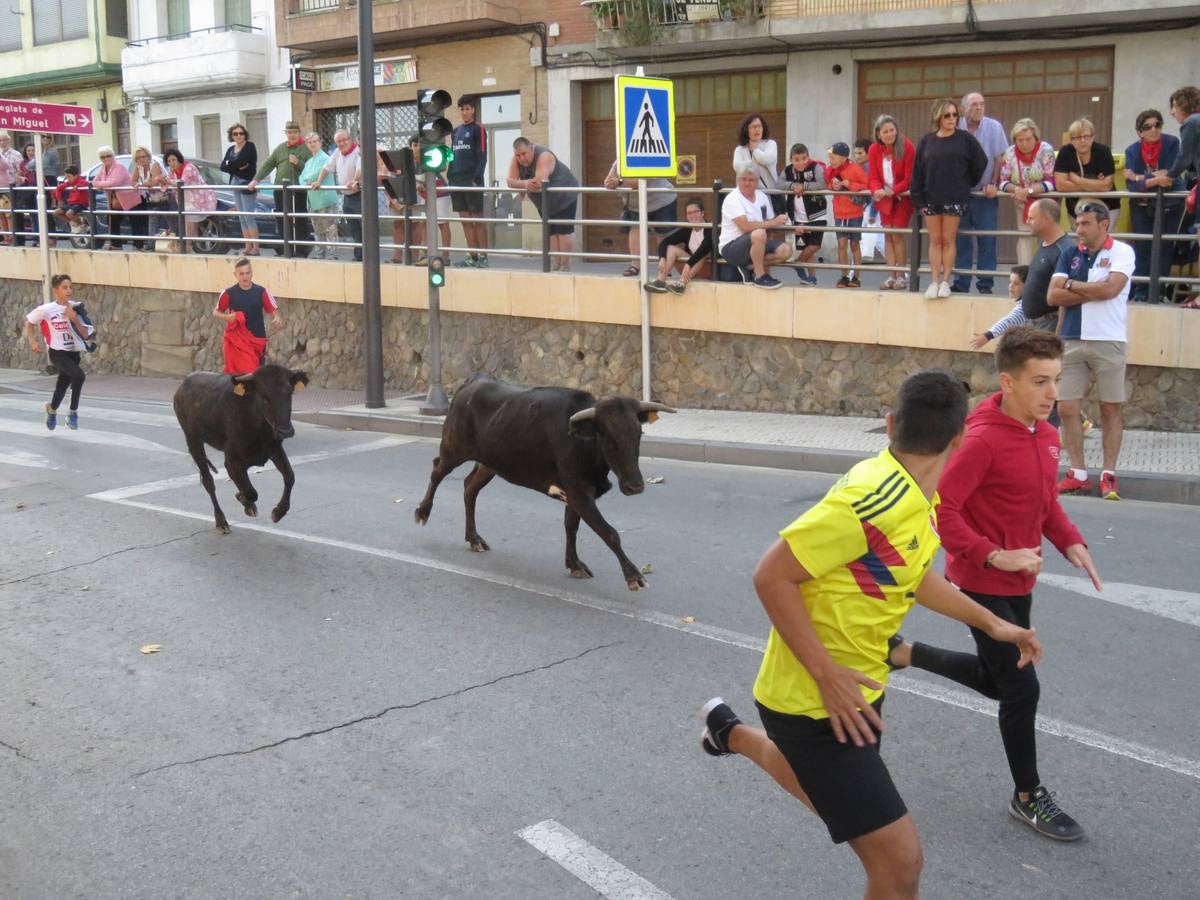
[1078,235,1115,252]
[286,137,304,148]
[1014,142,1039,184]
[340,142,358,157]
[1140,138,1162,171]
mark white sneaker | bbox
[925,281,939,299]
[938,281,952,298]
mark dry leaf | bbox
[646,476,665,484]
[140,644,162,654]
[80,585,90,592]
[640,563,653,575]
[15,501,25,510]
[681,615,695,624]
[393,498,404,503]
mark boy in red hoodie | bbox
[53,165,89,234]
[826,142,868,287]
[888,326,1101,843]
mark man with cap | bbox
[249,121,314,257]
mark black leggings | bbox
[48,349,85,411]
[910,591,1041,792]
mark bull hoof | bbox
[414,508,429,526]
[468,536,490,552]
[243,503,258,518]
[548,484,568,502]
[626,575,647,592]
[216,521,231,535]
[568,563,594,579]
[271,506,287,523]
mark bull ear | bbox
[637,400,676,425]
[290,371,310,391]
[230,373,255,396]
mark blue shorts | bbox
[835,217,863,242]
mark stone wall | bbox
[3,279,1196,431]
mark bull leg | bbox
[571,496,645,591]
[564,505,594,579]
[225,458,258,518]
[463,463,497,552]
[268,445,295,523]
[414,450,466,526]
[187,437,229,534]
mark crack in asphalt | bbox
[0,738,34,761]
[132,641,619,778]
[0,529,210,587]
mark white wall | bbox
[786,52,856,163]
[1113,29,1200,146]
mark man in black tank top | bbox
[214,258,283,352]
[507,136,580,271]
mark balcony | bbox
[584,0,768,56]
[122,26,270,100]
[277,0,526,53]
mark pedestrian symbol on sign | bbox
[628,93,668,156]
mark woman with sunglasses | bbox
[1166,87,1200,307]
[1123,109,1184,302]
[910,97,988,298]
[221,123,259,255]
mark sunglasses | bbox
[231,130,247,136]
[1139,121,1162,132]
[100,154,114,159]
[1076,202,1109,219]
[942,111,960,118]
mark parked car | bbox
[73,155,281,254]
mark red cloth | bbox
[937,393,1085,596]
[55,176,89,207]
[222,311,268,375]
[825,160,869,221]
[867,138,916,227]
[1140,138,1162,171]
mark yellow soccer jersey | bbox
[753,449,941,719]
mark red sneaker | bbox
[1057,473,1092,495]
[1100,472,1120,501]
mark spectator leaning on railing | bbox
[604,158,678,278]
[507,136,580,272]
[321,130,363,263]
[777,143,827,286]
[868,115,915,290]
[92,145,143,251]
[221,123,259,256]
[953,92,1007,295]
[249,121,313,259]
[826,141,868,289]
[0,132,23,245]
[164,148,216,248]
[1052,118,1118,222]
[1167,85,1200,306]
[300,132,338,260]
[1123,108,1184,303]
[718,163,794,290]
[999,118,1057,266]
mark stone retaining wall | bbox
[3,279,1196,430]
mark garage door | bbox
[582,70,786,258]
[858,48,1114,262]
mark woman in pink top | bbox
[92,146,147,250]
[164,148,217,246]
[998,119,1057,265]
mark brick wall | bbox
[543,0,599,47]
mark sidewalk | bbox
[5,368,1195,505]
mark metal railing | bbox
[584,0,765,31]
[125,23,260,46]
[5,181,1196,304]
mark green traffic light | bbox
[430,272,445,287]
[420,145,454,172]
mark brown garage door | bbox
[858,48,1114,263]
[582,70,786,258]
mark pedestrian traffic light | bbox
[428,256,446,289]
[380,147,417,206]
[417,88,454,173]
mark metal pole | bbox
[710,179,722,281]
[358,3,385,408]
[908,212,922,291]
[541,193,551,273]
[420,169,449,415]
[638,178,651,401]
[176,182,187,253]
[34,133,50,302]
[1147,187,1164,305]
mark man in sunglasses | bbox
[1047,200,1136,500]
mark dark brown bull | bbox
[173,364,309,534]
[414,373,675,590]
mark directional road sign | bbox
[0,99,95,135]
[615,75,675,178]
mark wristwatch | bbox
[1065,278,1074,292]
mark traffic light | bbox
[380,147,417,207]
[428,256,446,289]
[417,88,454,173]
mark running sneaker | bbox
[1100,472,1120,501]
[937,281,952,298]
[801,273,819,286]
[476,255,489,268]
[44,403,57,431]
[699,697,742,757]
[644,278,668,293]
[924,281,940,299]
[1056,472,1092,495]
[1009,786,1085,841]
[847,276,861,288]
[836,276,851,289]
[738,266,755,284]
[666,280,686,295]
[454,255,477,268]
[67,411,78,431]
[753,274,783,290]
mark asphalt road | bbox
[1,391,1197,900]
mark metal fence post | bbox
[176,183,187,254]
[540,192,551,273]
[709,179,723,281]
[87,183,97,251]
[280,181,293,260]
[908,212,922,291]
[403,206,413,266]
[1148,186,1165,304]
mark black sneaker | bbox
[1009,786,1085,841]
[836,276,851,288]
[699,696,742,757]
[644,278,668,293]
[886,633,907,671]
[950,283,970,293]
[738,266,755,284]
[753,274,782,290]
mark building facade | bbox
[121,0,293,163]
[0,0,128,166]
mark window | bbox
[166,0,188,36]
[157,121,178,155]
[315,103,416,155]
[115,109,131,155]
[33,0,89,46]
[0,6,22,50]
[106,0,128,37]
[197,115,221,160]
[224,0,251,28]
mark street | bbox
[1,391,1197,900]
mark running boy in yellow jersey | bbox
[699,370,1042,900]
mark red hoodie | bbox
[937,392,1085,595]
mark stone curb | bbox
[293,408,1200,507]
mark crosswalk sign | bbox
[615,75,676,178]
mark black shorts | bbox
[794,227,824,249]
[546,198,578,236]
[448,174,483,214]
[757,698,906,844]
[620,200,678,235]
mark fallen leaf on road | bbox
[640,563,653,574]
[140,644,162,654]
[681,615,695,624]
[81,585,90,592]
[646,476,665,484]
[393,498,404,503]
[15,501,25,510]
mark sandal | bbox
[1181,296,1200,309]
[622,265,640,277]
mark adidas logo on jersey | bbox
[904,536,919,551]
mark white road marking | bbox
[1039,572,1200,629]
[88,436,412,502]
[0,417,187,455]
[0,397,178,427]
[0,447,60,470]
[88,491,1200,784]
[516,820,675,900]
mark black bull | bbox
[173,364,309,534]
[415,374,676,591]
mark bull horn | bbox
[232,373,255,384]
[639,401,677,414]
[569,407,597,424]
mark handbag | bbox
[154,229,180,254]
